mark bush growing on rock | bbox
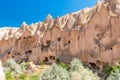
[6,58,23,74]
[106,63,120,80]
[70,58,100,80]
[107,70,120,80]
[18,73,27,80]
[29,74,39,80]
[102,62,120,80]
[40,63,71,80]
[58,62,69,70]
[5,70,15,80]
[39,58,100,80]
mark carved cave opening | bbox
[46,40,51,45]
[23,37,26,39]
[64,40,72,46]
[68,40,71,44]
[49,56,55,60]
[12,56,14,58]
[110,48,113,50]
[25,50,32,55]
[43,57,49,63]
[8,52,10,55]
[58,38,61,41]
[15,52,20,55]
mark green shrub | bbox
[102,63,120,76]
[107,70,120,80]
[20,61,29,70]
[6,58,23,74]
[5,70,15,80]
[70,58,100,80]
[102,64,111,76]
[58,62,69,70]
[40,63,70,80]
[18,59,23,64]
[29,75,39,80]
[18,73,27,80]
[111,66,120,73]
[106,64,120,80]
[40,59,100,80]
[38,61,43,65]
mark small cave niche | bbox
[8,52,11,55]
[64,40,72,46]
[27,50,32,53]
[43,57,49,63]
[23,37,26,39]
[68,40,71,44]
[25,50,32,55]
[18,53,20,55]
[110,48,113,50]
[12,56,14,58]
[57,38,61,41]
[49,56,55,60]
[90,63,97,68]
[46,40,51,45]
[89,63,100,71]
[15,52,20,55]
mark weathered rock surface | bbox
[0,1,120,68]
[105,0,120,15]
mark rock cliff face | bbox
[0,1,120,67]
[0,60,5,80]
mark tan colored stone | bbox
[0,1,120,68]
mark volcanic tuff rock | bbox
[0,1,120,68]
[105,0,120,15]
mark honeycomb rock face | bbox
[0,1,120,66]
